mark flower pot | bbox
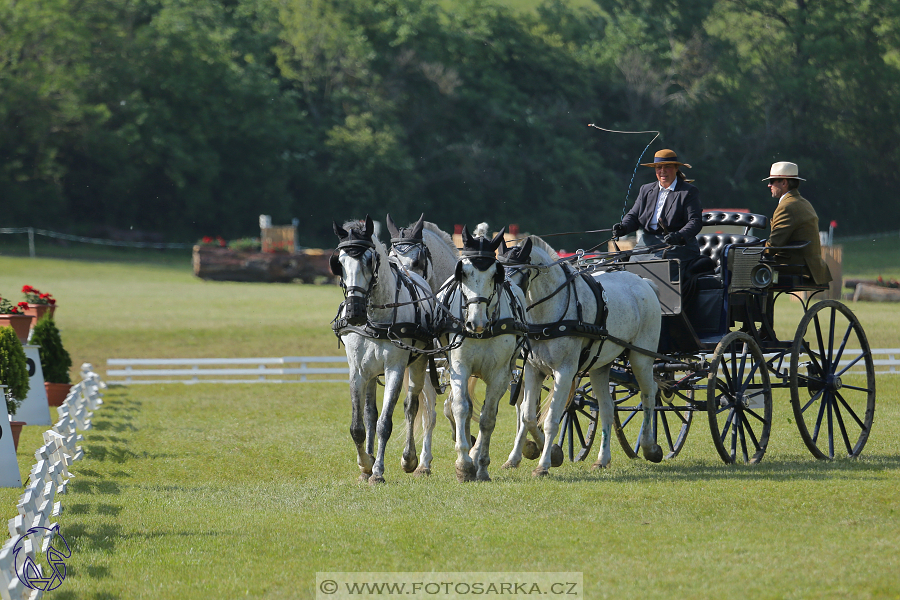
[45,382,72,407]
[0,314,33,343]
[10,420,25,451]
[24,303,53,326]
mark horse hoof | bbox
[523,440,540,460]
[358,472,372,482]
[590,461,610,470]
[413,466,431,477]
[477,471,491,482]
[401,455,418,473]
[456,464,476,483]
[369,474,386,485]
[532,466,549,478]
[644,445,664,464]
[550,444,564,468]
[501,460,519,470]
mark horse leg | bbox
[350,376,375,481]
[471,372,510,482]
[632,352,662,463]
[414,375,437,476]
[449,366,476,482]
[364,378,378,458]
[503,364,543,469]
[401,359,426,474]
[533,367,576,477]
[589,365,615,470]
[371,366,405,484]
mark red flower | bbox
[22,285,34,294]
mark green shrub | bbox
[30,315,72,384]
[227,237,261,252]
[0,326,30,415]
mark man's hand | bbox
[664,231,685,246]
[612,223,627,238]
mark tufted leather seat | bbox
[701,211,768,231]
[698,234,761,265]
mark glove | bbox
[664,231,685,246]
[612,223,627,238]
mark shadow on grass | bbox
[550,453,900,483]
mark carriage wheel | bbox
[557,378,599,462]
[706,331,772,465]
[613,383,693,460]
[789,300,876,459]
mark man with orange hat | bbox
[762,161,832,285]
[612,148,703,266]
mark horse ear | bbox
[411,213,425,240]
[386,213,400,239]
[333,221,348,240]
[489,226,507,251]
[460,225,472,248]
[330,254,342,276]
[364,215,374,238]
[519,238,533,262]
[454,261,463,281]
[498,235,509,255]
[494,263,505,284]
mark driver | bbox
[612,148,702,264]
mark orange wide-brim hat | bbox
[640,149,691,168]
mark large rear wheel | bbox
[613,381,693,460]
[706,331,772,464]
[789,300,876,459]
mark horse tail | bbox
[642,277,660,298]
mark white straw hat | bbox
[762,161,805,181]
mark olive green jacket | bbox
[766,190,832,285]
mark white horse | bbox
[383,213,461,475]
[437,226,528,482]
[500,235,663,476]
[331,216,435,483]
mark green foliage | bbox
[30,315,72,384]
[1,0,899,246]
[226,237,261,252]
[0,326,30,414]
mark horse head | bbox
[332,215,378,326]
[386,213,429,279]
[498,236,534,292]
[456,225,506,334]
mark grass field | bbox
[1,250,899,599]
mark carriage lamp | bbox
[750,263,774,289]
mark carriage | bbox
[529,210,876,465]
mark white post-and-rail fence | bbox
[104,350,900,385]
[106,357,350,384]
[1,364,105,600]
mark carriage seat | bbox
[698,211,769,267]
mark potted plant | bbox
[30,315,73,406]
[21,285,57,322]
[0,294,33,343]
[0,326,30,450]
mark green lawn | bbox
[1,252,899,599]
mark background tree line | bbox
[2,0,898,248]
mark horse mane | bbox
[526,235,559,264]
[423,222,459,257]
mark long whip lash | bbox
[587,124,660,220]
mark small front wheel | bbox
[707,331,773,464]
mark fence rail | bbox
[107,349,900,385]
[106,357,349,384]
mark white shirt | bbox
[649,180,677,230]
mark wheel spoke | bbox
[813,314,828,372]
[720,407,735,443]
[811,393,828,443]
[835,391,867,430]
[831,319,856,367]
[730,410,739,460]
[738,415,749,463]
[742,416,762,451]
[827,392,835,459]
[661,411,675,451]
[827,306,837,363]
[573,412,586,448]
[743,404,767,424]
[831,397,854,456]
[800,387,826,414]
[836,353,866,377]
[620,407,640,428]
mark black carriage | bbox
[542,210,876,465]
